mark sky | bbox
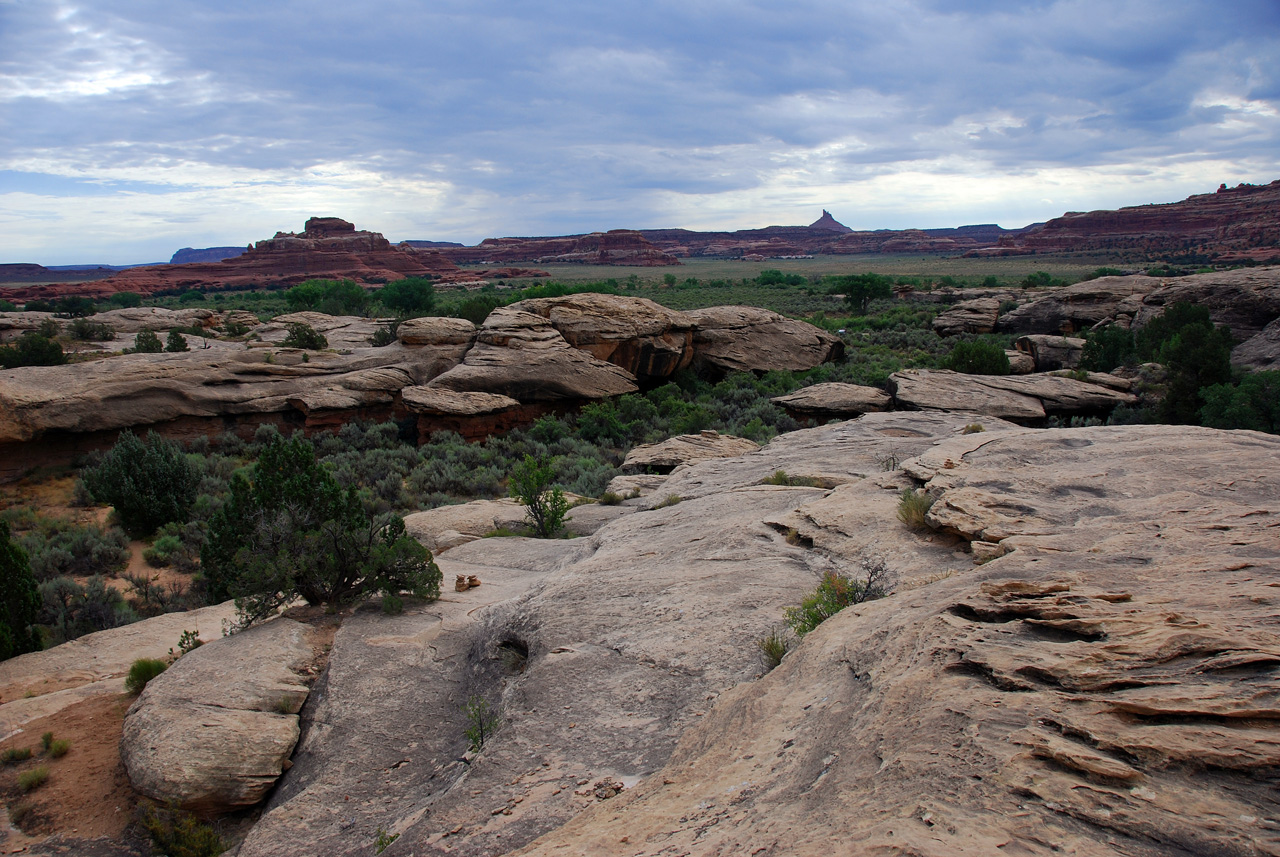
[1,0,1278,265]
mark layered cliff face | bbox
[3,218,543,301]
[438,230,681,266]
[993,181,1280,260]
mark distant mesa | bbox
[971,180,1280,261]
[170,246,248,265]
[4,217,547,301]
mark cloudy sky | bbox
[1,0,1277,264]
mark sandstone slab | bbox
[510,294,694,380]
[685,306,844,374]
[770,382,891,417]
[622,430,759,473]
[120,618,317,814]
[1013,334,1086,370]
[931,297,1000,335]
[403,499,529,552]
[997,276,1161,334]
[889,369,1137,422]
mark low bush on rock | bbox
[509,454,569,538]
[17,766,49,793]
[0,332,66,368]
[784,559,890,637]
[125,658,168,694]
[130,329,164,353]
[943,339,1011,375]
[281,322,327,350]
[140,801,224,857]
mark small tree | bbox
[1200,371,1280,434]
[0,333,66,369]
[281,322,327,349]
[509,454,569,538]
[0,523,41,661]
[377,277,436,316]
[82,430,199,538]
[165,330,190,352]
[829,273,893,315]
[202,435,440,627]
[132,329,164,353]
[943,340,1011,375]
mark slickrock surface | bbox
[120,618,319,814]
[932,296,1001,335]
[685,306,845,374]
[511,422,1280,857]
[771,382,892,417]
[622,430,760,472]
[997,276,1161,334]
[0,601,236,732]
[1013,334,1086,370]
[890,368,1137,421]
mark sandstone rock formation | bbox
[507,421,1280,857]
[770,382,892,418]
[508,294,694,380]
[685,305,844,374]
[889,369,1137,421]
[1233,317,1280,370]
[228,413,1278,857]
[0,297,845,477]
[621,430,760,473]
[931,296,1001,335]
[438,230,680,266]
[1013,334,1086,371]
[120,618,318,814]
[6,218,547,301]
[996,275,1162,334]
[426,308,641,401]
[991,180,1280,259]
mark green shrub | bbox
[374,827,401,854]
[131,329,164,353]
[0,332,66,368]
[652,494,683,509]
[140,802,225,857]
[106,292,144,308]
[202,434,440,627]
[2,747,32,763]
[165,330,190,352]
[897,489,934,530]
[286,278,369,315]
[281,322,327,349]
[962,423,985,434]
[828,273,893,314]
[83,430,199,538]
[369,323,398,346]
[943,340,1011,375]
[761,470,821,487]
[508,454,569,538]
[1079,325,1135,372]
[1200,371,1280,434]
[0,522,40,662]
[756,627,792,671]
[784,559,890,637]
[48,739,70,758]
[126,658,168,694]
[22,521,130,580]
[70,318,115,341]
[377,277,436,316]
[17,766,48,792]
[40,732,53,752]
[463,695,501,753]
[598,491,624,506]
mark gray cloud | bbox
[1,0,1277,262]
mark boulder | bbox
[1131,266,1280,342]
[255,312,385,350]
[1232,317,1280,370]
[510,294,694,380]
[997,276,1162,335]
[1006,349,1036,374]
[770,382,891,417]
[120,618,317,814]
[403,498,529,552]
[426,307,640,401]
[889,369,1137,422]
[931,297,1000,336]
[684,306,844,374]
[622,430,759,473]
[401,387,521,417]
[395,316,477,348]
[1014,334,1086,371]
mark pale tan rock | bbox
[1014,334,1086,370]
[932,297,1000,335]
[889,369,1136,421]
[770,382,891,416]
[402,498,528,552]
[89,307,217,333]
[427,308,640,401]
[997,276,1163,334]
[120,618,316,814]
[685,305,844,374]
[622,430,759,472]
[395,316,477,347]
[400,386,521,416]
[510,293,694,380]
[256,311,384,350]
[604,474,669,498]
[1232,317,1280,370]
[1005,349,1036,373]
